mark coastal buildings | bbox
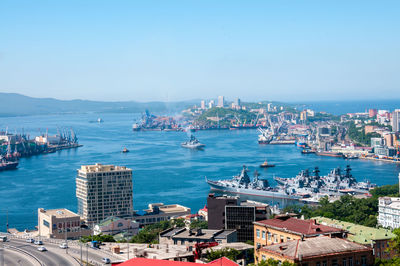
[253,216,344,262]
[207,194,238,230]
[37,208,91,239]
[258,236,374,266]
[217,96,224,107]
[76,163,133,225]
[133,203,191,226]
[159,227,237,245]
[392,109,400,132]
[314,216,396,260]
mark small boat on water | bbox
[0,156,18,171]
[343,154,359,160]
[121,147,129,153]
[301,149,316,154]
[260,160,275,168]
[97,118,103,123]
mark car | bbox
[34,240,43,245]
[59,243,68,249]
[102,257,111,264]
[37,246,47,252]
[26,238,34,243]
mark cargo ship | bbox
[315,151,343,157]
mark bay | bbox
[0,113,399,231]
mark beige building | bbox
[38,208,91,239]
[76,163,133,225]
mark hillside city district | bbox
[1,97,400,266]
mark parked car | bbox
[26,238,34,243]
[37,246,47,252]
[59,242,68,249]
[102,257,111,264]
[0,236,7,242]
[34,240,43,245]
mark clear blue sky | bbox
[0,0,399,102]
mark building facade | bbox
[253,216,344,263]
[392,109,400,132]
[217,96,224,107]
[38,208,91,239]
[207,194,238,230]
[93,216,139,236]
[378,196,400,229]
[258,236,374,266]
[76,163,133,225]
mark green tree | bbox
[388,228,400,257]
[189,220,208,229]
[80,234,115,243]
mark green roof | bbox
[98,216,122,227]
[313,216,395,244]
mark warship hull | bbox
[206,179,301,200]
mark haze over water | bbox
[0,112,399,231]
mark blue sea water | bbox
[0,113,399,231]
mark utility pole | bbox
[64,221,68,254]
[80,242,83,266]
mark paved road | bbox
[1,247,37,266]
[8,239,78,266]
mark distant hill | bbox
[0,93,197,117]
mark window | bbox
[261,255,266,261]
[287,237,291,241]
[316,262,320,266]
[268,232,271,241]
[361,256,367,266]
[322,261,327,266]
[43,220,50,228]
[348,257,353,266]
[280,235,284,243]
[256,229,260,238]
[332,259,338,266]
[262,231,266,240]
[343,258,347,266]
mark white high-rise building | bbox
[392,109,400,132]
[200,100,206,109]
[209,100,215,108]
[76,163,133,225]
[377,173,400,229]
[217,96,224,107]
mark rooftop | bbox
[79,163,131,173]
[261,236,371,260]
[379,197,400,209]
[254,217,343,236]
[97,216,124,227]
[160,228,235,241]
[314,217,395,243]
[38,208,79,219]
[116,257,238,266]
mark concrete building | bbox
[207,194,238,230]
[217,96,224,108]
[208,100,215,109]
[134,203,191,226]
[369,109,378,118]
[371,137,384,148]
[38,208,91,239]
[159,228,237,245]
[258,236,374,266]
[314,216,396,260]
[378,196,400,229]
[93,216,139,236]
[200,100,206,110]
[76,163,133,225]
[253,216,344,262]
[392,109,400,132]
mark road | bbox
[2,234,124,266]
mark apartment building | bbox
[76,163,133,225]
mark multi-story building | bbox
[76,163,133,225]
[259,236,374,266]
[217,96,224,107]
[133,203,191,226]
[392,109,400,132]
[314,216,396,260]
[207,194,272,242]
[378,197,400,229]
[200,100,206,110]
[253,215,344,262]
[369,108,378,118]
[38,208,91,239]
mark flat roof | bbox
[261,236,371,260]
[313,216,395,243]
[160,228,234,240]
[39,208,79,219]
[79,163,131,173]
[380,197,400,209]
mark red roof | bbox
[256,217,343,236]
[114,257,238,266]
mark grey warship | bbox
[274,165,376,196]
[181,135,205,149]
[206,166,302,200]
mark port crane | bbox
[193,242,218,260]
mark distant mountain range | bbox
[0,93,198,117]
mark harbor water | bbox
[1,113,400,231]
